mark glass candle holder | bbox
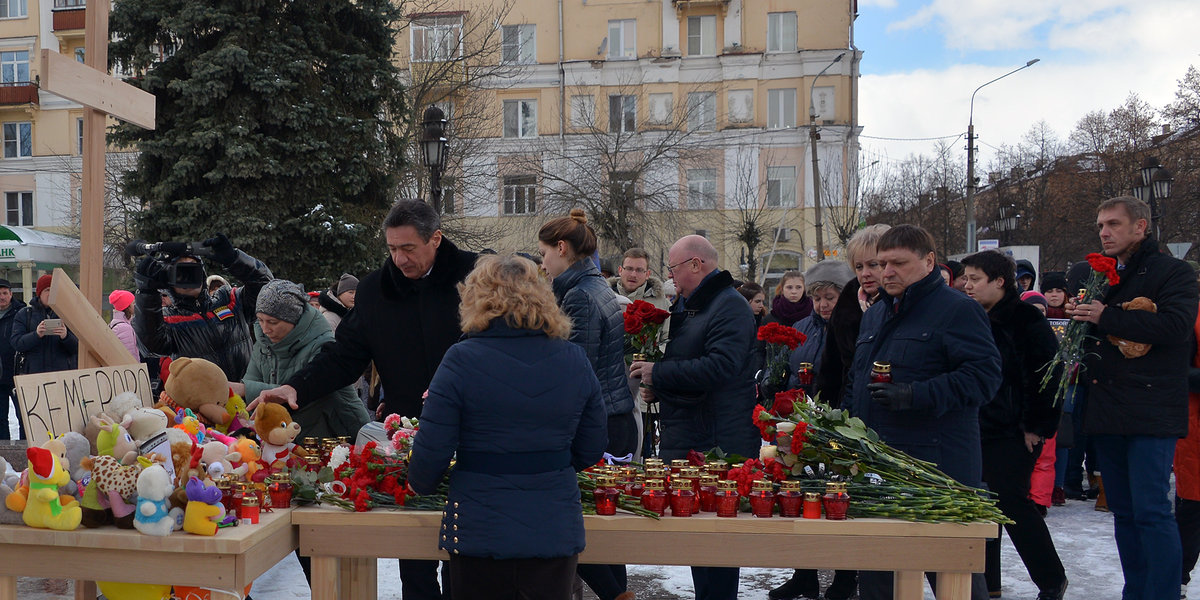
[777,480,804,518]
[669,459,689,477]
[705,460,729,480]
[268,473,293,509]
[803,492,823,519]
[592,476,619,516]
[669,480,695,517]
[796,362,814,387]
[641,479,667,516]
[216,476,235,513]
[239,493,260,525]
[749,479,775,518]
[698,475,719,512]
[871,362,892,384]
[823,482,850,520]
[624,477,645,498]
[715,480,740,518]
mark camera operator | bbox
[132,234,272,382]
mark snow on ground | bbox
[1,412,1164,599]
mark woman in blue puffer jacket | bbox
[538,208,636,600]
[407,255,607,600]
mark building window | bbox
[411,15,463,62]
[686,169,717,209]
[502,99,537,138]
[686,15,716,56]
[608,95,636,133]
[570,95,595,129]
[687,92,715,132]
[437,180,455,215]
[0,50,28,83]
[76,117,84,155]
[74,48,85,63]
[502,175,537,215]
[2,121,31,158]
[767,12,797,52]
[607,19,636,59]
[501,24,536,65]
[1,0,27,19]
[5,191,31,226]
[766,166,797,208]
[767,88,796,129]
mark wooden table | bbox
[0,508,297,600]
[293,507,996,600]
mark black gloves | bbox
[868,382,915,411]
[202,233,238,266]
[133,256,168,291]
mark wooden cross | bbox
[38,0,155,369]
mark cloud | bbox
[857,0,899,8]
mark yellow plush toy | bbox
[182,477,224,536]
[22,443,82,530]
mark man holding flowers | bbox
[1069,196,1198,600]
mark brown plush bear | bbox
[1107,296,1157,359]
[154,357,231,429]
[253,403,307,469]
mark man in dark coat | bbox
[253,199,476,600]
[1070,196,1199,600]
[962,251,1067,600]
[846,225,1001,600]
[0,279,26,440]
[630,234,757,600]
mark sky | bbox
[854,0,1200,169]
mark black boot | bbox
[769,569,820,600]
[824,570,858,600]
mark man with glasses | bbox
[631,235,758,600]
[609,248,671,458]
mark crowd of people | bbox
[0,195,1197,600]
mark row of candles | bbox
[588,458,850,520]
[214,472,294,525]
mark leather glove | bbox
[202,233,238,266]
[868,382,914,411]
[133,256,169,291]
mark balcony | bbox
[0,83,39,107]
[672,0,731,15]
[52,0,86,33]
[409,61,467,88]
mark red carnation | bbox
[790,421,809,455]
[353,489,371,512]
[762,457,786,482]
[753,405,775,441]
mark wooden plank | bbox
[239,513,300,583]
[73,580,95,600]
[348,558,377,600]
[311,557,339,600]
[934,572,973,600]
[0,575,14,600]
[38,50,155,130]
[0,545,235,588]
[893,570,924,600]
[47,268,139,368]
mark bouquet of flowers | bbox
[756,323,806,388]
[751,394,1009,524]
[624,300,670,361]
[1039,253,1120,406]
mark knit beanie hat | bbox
[109,290,134,312]
[1021,290,1048,309]
[256,279,307,325]
[1040,272,1068,294]
[335,273,358,296]
[805,260,855,288]
[35,274,52,297]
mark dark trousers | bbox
[447,554,576,600]
[981,437,1066,593]
[859,570,989,600]
[0,387,23,440]
[1177,496,1200,585]
[641,410,658,459]
[1064,386,1094,495]
[399,559,450,600]
[691,566,739,600]
[1094,434,1181,600]
[577,563,627,600]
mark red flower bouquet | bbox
[624,300,670,361]
[1039,252,1120,405]
[757,323,806,388]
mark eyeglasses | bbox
[666,257,702,275]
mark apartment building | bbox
[408,0,862,282]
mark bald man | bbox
[631,235,758,600]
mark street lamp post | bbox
[809,52,845,262]
[965,58,1039,253]
[419,105,450,208]
[1131,156,1173,240]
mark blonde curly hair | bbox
[459,254,572,339]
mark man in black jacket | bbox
[631,234,757,600]
[0,279,26,440]
[962,251,1067,600]
[1070,196,1198,600]
[253,199,476,600]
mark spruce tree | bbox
[109,0,406,287]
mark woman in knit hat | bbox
[231,279,369,439]
[108,289,139,361]
[317,273,358,332]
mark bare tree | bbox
[55,152,142,276]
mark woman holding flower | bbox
[407,255,607,600]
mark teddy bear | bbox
[154,357,233,430]
[230,437,262,480]
[0,456,24,525]
[21,443,82,530]
[60,431,91,497]
[253,403,307,470]
[1107,296,1157,359]
[134,464,183,536]
[195,440,245,482]
[182,477,225,536]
